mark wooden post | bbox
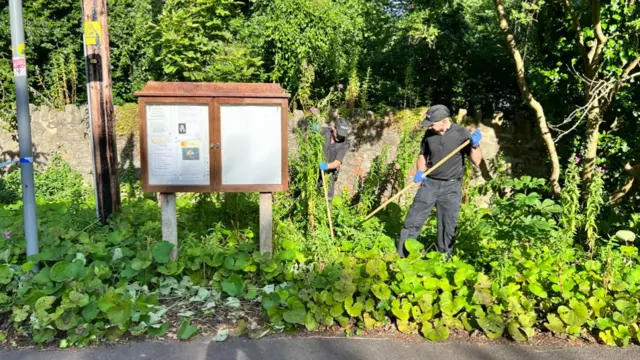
[259,193,273,255]
[82,0,121,224]
[160,193,178,260]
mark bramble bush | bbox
[1,124,640,348]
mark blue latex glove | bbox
[413,170,425,183]
[470,129,482,147]
[311,123,320,132]
[319,162,329,171]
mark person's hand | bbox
[470,129,482,147]
[319,162,329,171]
[413,170,425,183]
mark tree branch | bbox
[602,55,640,110]
[587,0,607,78]
[560,0,589,67]
[550,63,639,141]
[493,0,562,195]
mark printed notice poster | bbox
[181,141,201,161]
[146,104,209,186]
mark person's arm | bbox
[413,135,429,182]
[416,154,427,172]
[326,160,342,170]
[470,147,482,167]
[320,143,349,171]
[331,143,350,170]
[468,129,483,167]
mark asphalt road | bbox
[2,336,639,360]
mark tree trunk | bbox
[581,97,601,193]
[493,0,562,195]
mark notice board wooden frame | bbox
[135,82,290,258]
[213,97,289,193]
[135,82,290,194]
[138,96,214,193]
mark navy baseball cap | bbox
[421,105,451,128]
[336,117,349,139]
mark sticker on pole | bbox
[15,44,26,57]
[84,21,102,45]
[12,57,26,77]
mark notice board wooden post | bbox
[135,82,289,258]
[259,193,273,255]
[160,193,178,260]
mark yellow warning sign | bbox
[84,21,102,45]
[11,44,26,57]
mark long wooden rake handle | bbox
[364,140,470,221]
[320,170,335,239]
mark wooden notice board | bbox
[135,82,290,194]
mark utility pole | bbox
[82,0,121,224]
[8,0,39,265]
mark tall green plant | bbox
[243,0,367,92]
[586,167,606,251]
[153,0,262,82]
[560,155,583,241]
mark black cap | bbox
[336,117,349,139]
[421,105,451,128]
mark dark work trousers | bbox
[318,170,339,199]
[397,177,462,257]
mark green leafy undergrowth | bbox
[2,174,640,348]
[263,236,640,348]
[0,198,298,347]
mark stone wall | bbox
[0,104,546,205]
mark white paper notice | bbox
[146,104,210,186]
[220,104,282,185]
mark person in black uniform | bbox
[397,104,483,258]
[318,117,350,199]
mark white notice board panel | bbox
[146,104,210,186]
[220,104,282,185]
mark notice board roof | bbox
[134,82,289,99]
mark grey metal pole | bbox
[9,0,39,265]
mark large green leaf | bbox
[50,261,74,282]
[283,309,307,325]
[131,251,153,271]
[365,259,386,278]
[0,265,13,285]
[344,296,364,317]
[152,241,175,264]
[544,314,565,334]
[177,319,199,340]
[596,317,614,330]
[54,310,79,331]
[472,288,493,305]
[527,282,548,298]
[404,239,424,255]
[454,266,475,288]
[330,303,344,318]
[391,299,411,322]
[558,299,589,327]
[107,300,134,326]
[421,320,449,341]
[507,320,527,342]
[304,312,317,331]
[423,277,440,290]
[222,275,245,296]
[397,320,417,334]
[613,299,638,324]
[477,313,505,339]
[371,283,391,300]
